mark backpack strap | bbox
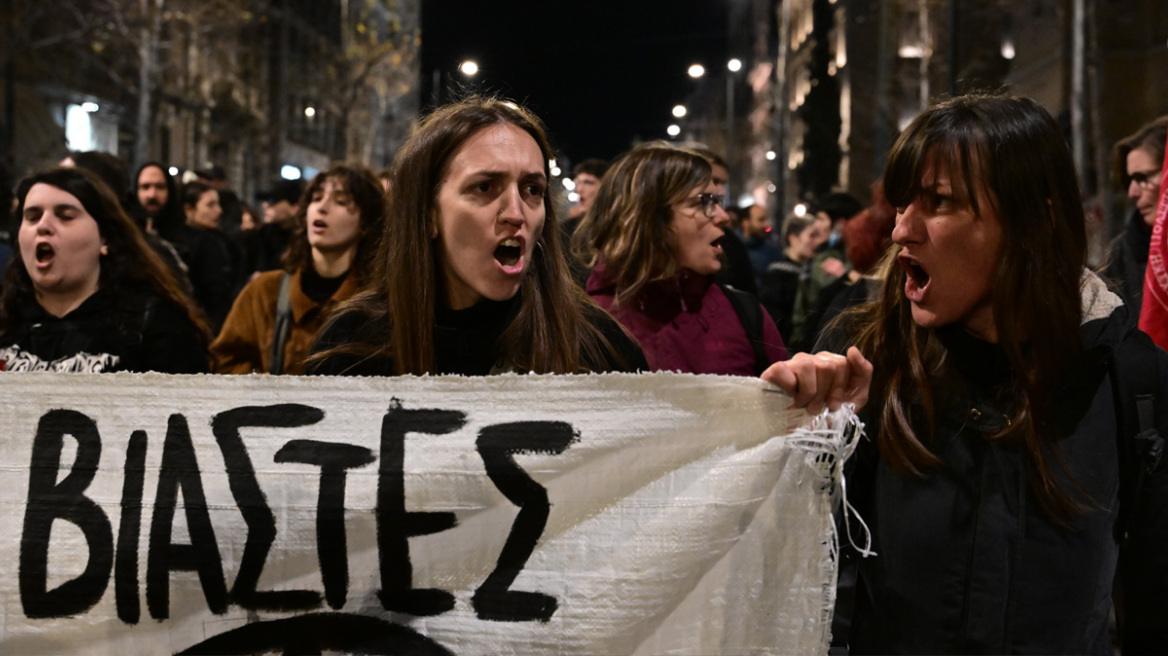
[1110,330,1165,543]
[269,272,293,375]
[718,283,771,376]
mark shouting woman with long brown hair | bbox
[819,93,1168,653]
[306,97,646,376]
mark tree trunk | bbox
[134,0,163,171]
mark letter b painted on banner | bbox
[20,409,113,618]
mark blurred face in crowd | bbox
[742,205,770,239]
[892,158,1003,342]
[263,199,297,226]
[433,123,548,310]
[137,166,169,216]
[1127,147,1162,228]
[306,176,363,257]
[709,163,728,196]
[669,180,730,276]
[185,189,222,229]
[574,172,601,212]
[813,212,832,247]
[19,183,106,315]
[786,222,823,263]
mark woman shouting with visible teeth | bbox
[825,94,1168,654]
[0,167,211,373]
[304,97,647,376]
[573,142,791,377]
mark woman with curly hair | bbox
[0,167,210,373]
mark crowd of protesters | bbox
[0,91,1166,653]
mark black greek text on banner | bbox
[0,371,858,654]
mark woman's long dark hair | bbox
[1,167,213,347]
[282,163,386,285]
[309,96,628,375]
[848,93,1088,521]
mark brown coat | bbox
[211,268,361,374]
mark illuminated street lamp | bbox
[304,106,316,118]
[459,60,479,76]
[672,105,687,119]
[727,58,742,73]
[667,124,681,137]
[687,63,705,79]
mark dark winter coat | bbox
[834,274,1168,654]
[307,292,647,376]
[587,263,786,376]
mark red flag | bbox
[1138,132,1168,350]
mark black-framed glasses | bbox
[696,193,725,219]
[1128,169,1162,190]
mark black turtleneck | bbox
[433,295,522,375]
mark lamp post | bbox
[726,58,742,201]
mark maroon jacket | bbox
[586,263,787,376]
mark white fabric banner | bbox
[0,372,855,655]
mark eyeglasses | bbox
[1128,169,1162,191]
[695,193,725,219]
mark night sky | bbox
[420,1,731,165]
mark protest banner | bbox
[0,371,857,654]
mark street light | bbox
[727,58,742,73]
[667,124,681,137]
[672,105,687,118]
[459,60,479,76]
[687,64,705,79]
[304,106,316,118]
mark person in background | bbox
[759,212,826,346]
[799,191,864,342]
[0,167,210,373]
[307,96,646,376]
[249,178,304,275]
[179,181,243,331]
[739,203,783,281]
[796,180,895,352]
[194,163,244,238]
[1103,115,1167,313]
[212,164,385,375]
[690,146,758,296]
[575,141,786,375]
[827,93,1168,654]
[566,158,609,221]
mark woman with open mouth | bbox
[573,142,789,377]
[211,164,385,375]
[0,167,211,373]
[304,97,647,376]
[825,93,1168,653]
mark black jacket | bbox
[307,294,647,376]
[0,289,209,374]
[835,274,1168,654]
[1102,210,1152,314]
